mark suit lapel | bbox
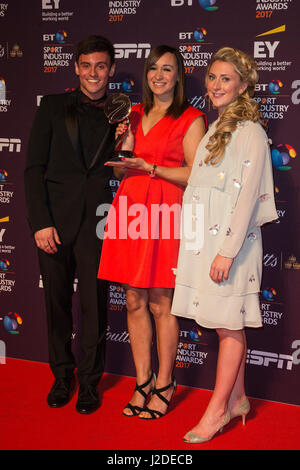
[64,91,85,168]
[88,123,112,169]
[64,90,115,170]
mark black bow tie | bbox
[80,93,107,109]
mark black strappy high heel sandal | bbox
[122,372,156,417]
[139,376,177,420]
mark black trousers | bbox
[38,217,108,385]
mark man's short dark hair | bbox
[75,35,115,65]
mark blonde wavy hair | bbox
[205,47,260,165]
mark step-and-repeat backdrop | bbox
[0,0,299,405]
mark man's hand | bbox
[34,227,61,254]
[210,254,234,284]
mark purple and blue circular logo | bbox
[262,288,276,302]
[194,27,207,42]
[0,169,8,182]
[56,30,67,44]
[122,79,134,93]
[271,144,297,171]
[3,312,23,335]
[189,327,202,342]
[269,80,283,95]
[0,259,10,271]
[198,0,219,11]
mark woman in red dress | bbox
[98,45,206,419]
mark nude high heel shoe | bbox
[231,398,250,425]
[183,410,231,444]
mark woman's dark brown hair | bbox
[142,45,189,119]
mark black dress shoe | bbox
[47,377,74,408]
[76,384,100,414]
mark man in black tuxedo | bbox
[24,35,116,414]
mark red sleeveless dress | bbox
[98,104,206,288]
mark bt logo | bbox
[43,30,67,43]
[269,80,283,94]
[109,79,134,93]
[194,27,207,42]
[271,144,297,171]
[189,327,202,342]
[3,312,22,335]
[257,80,284,94]
[122,79,134,92]
[0,259,10,271]
[0,169,8,182]
[56,30,67,44]
[199,0,218,10]
[171,0,218,9]
[179,27,207,42]
[262,287,277,302]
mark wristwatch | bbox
[149,164,157,177]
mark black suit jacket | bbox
[24,89,115,244]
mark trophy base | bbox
[106,150,133,162]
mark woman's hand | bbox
[115,120,134,151]
[209,254,233,284]
[105,156,152,171]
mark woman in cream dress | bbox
[172,47,278,443]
